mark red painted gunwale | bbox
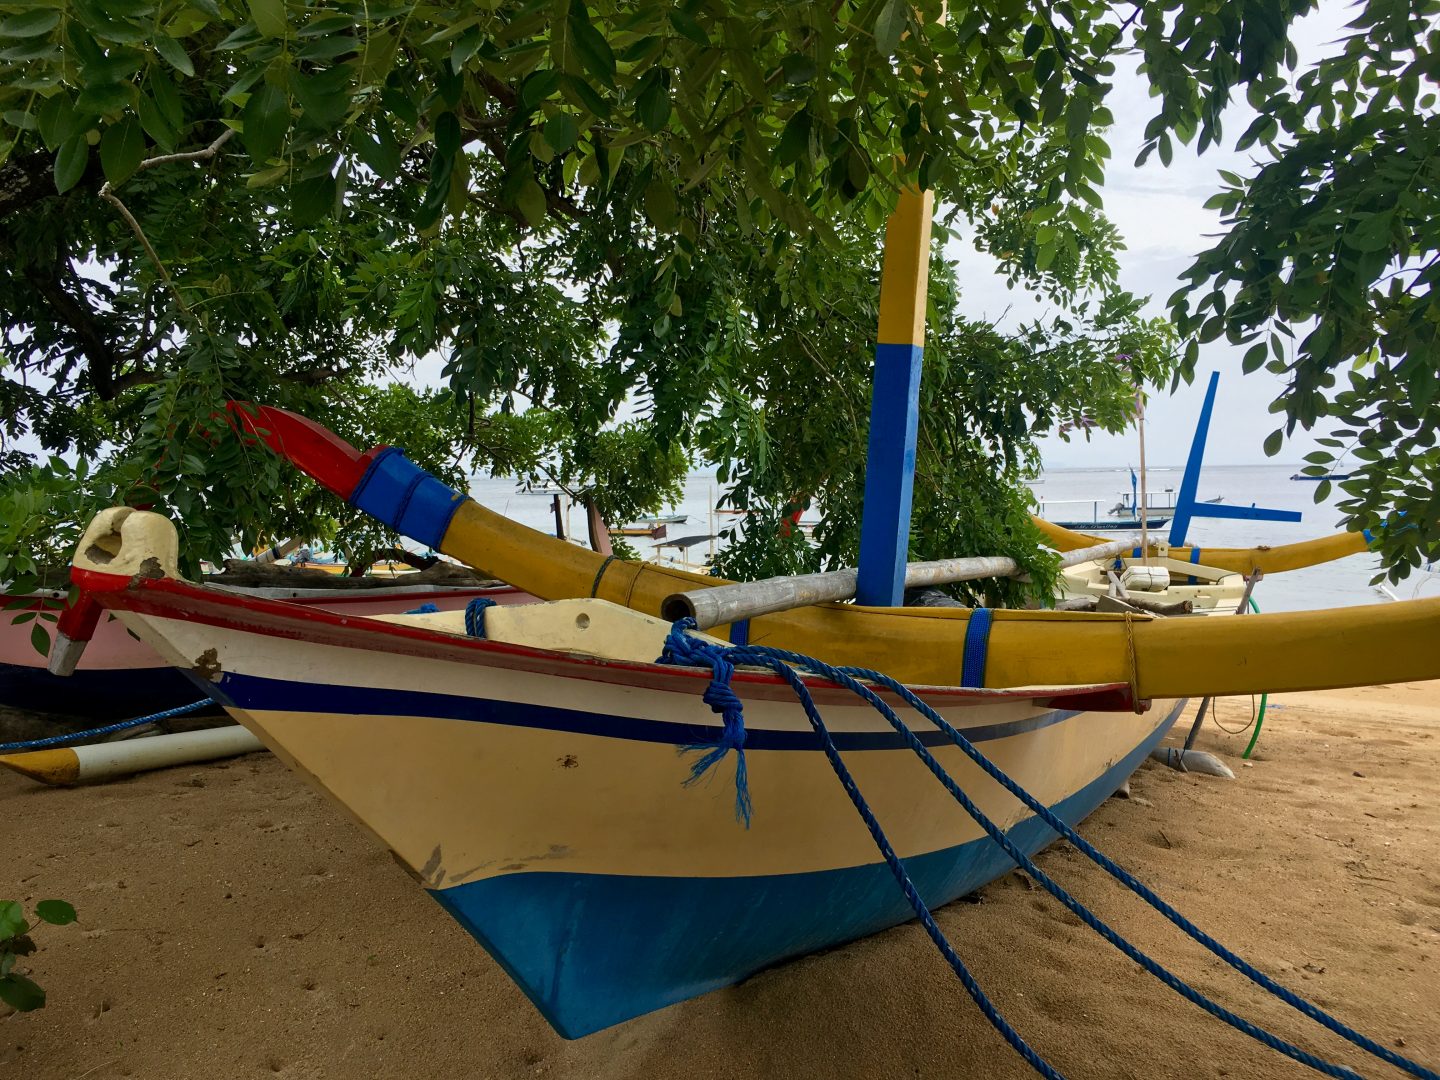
[73,568,1140,713]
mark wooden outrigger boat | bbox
[64,495,1440,1037]
[69,505,1185,1037]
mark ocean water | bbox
[469,464,1436,613]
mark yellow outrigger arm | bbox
[1031,517,1371,576]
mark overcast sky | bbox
[946,2,1353,469]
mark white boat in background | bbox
[1058,555,1247,612]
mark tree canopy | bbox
[0,0,1434,592]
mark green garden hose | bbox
[1242,595,1267,759]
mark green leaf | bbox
[775,109,811,165]
[515,178,547,227]
[36,94,82,151]
[874,0,907,56]
[248,0,288,39]
[634,70,669,133]
[1023,23,1045,57]
[1241,342,1267,374]
[543,111,578,154]
[154,34,195,77]
[290,174,336,224]
[0,901,25,938]
[1262,429,1284,457]
[0,973,45,1012]
[34,900,76,926]
[780,53,816,85]
[53,136,89,193]
[137,91,177,151]
[149,68,185,131]
[242,81,289,162]
[644,174,676,230]
[0,9,60,38]
[349,124,400,178]
[432,111,461,158]
[29,620,48,656]
[667,9,708,46]
[76,82,135,117]
[561,74,610,118]
[567,0,615,88]
[100,118,146,186]
[246,162,288,187]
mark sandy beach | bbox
[3,684,1437,1079]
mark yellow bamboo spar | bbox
[1031,516,1371,575]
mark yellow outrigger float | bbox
[1033,516,1372,577]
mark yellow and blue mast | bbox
[855,188,934,606]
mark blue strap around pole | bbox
[960,608,993,687]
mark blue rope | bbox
[0,699,213,753]
[659,624,1058,1076]
[404,602,440,614]
[659,621,1437,1080]
[658,633,751,825]
[464,597,496,638]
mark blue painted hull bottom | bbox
[0,661,217,719]
[429,700,1185,1038]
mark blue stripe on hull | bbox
[210,670,1083,751]
[0,661,215,719]
[429,700,1186,1038]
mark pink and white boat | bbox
[2,581,530,718]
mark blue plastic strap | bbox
[350,447,471,549]
[729,619,750,646]
[960,607,993,687]
[1188,545,1201,584]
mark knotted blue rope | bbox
[660,627,752,825]
[0,698,213,753]
[657,619,1437,1080]
[464,597,496,638]
[404,602,440,614]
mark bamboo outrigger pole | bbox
[663,538,1139,630]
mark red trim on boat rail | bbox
[71,568,1141,712]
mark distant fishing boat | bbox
[1291,472,1351,481]
[611,522,668,538]
[1053,516,1170,531]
